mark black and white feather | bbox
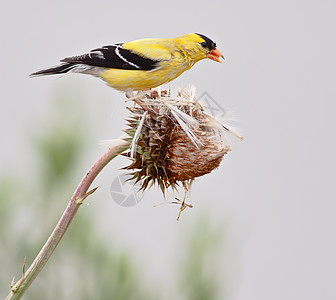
[30,44,159,77]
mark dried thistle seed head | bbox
[167,130,229,182]
[123,87,239,194]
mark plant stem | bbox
[6,139,130,300]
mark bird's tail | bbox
[30,63,76,77]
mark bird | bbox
[30,33,224,94]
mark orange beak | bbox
[207,48,225,63]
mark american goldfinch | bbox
[30,33,224,92]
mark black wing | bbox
[61,44,159,71]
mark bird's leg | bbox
[128,91,152,112]
[125,90,152,111]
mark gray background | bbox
[1,0,335,299]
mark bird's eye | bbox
[201,42,207,48]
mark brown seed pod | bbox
[123,88,238,196]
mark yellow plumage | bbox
[31,33,224,92]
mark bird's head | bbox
[175,33,224,64]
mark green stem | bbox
[6,140,130,300]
